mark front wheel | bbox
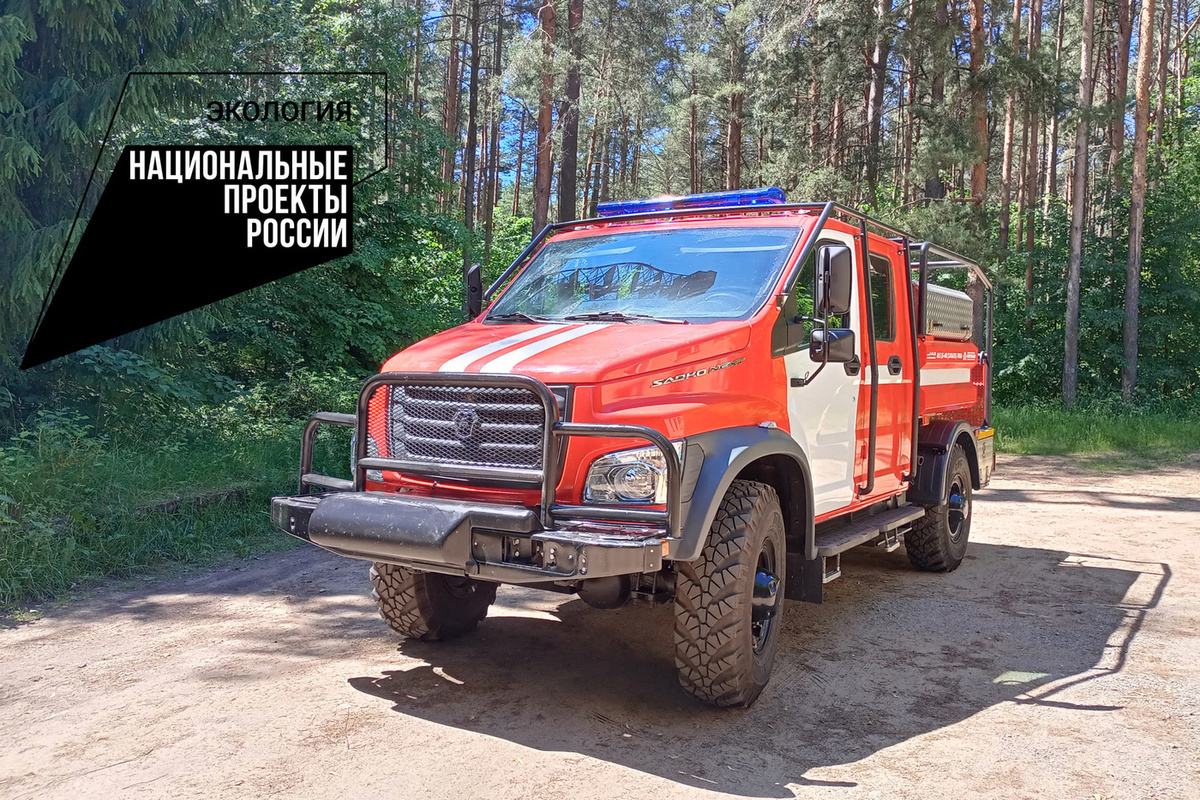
[906,444,972,572]
[674,480,786,707]
[370,563,498,641]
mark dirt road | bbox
[2,454,1199,799]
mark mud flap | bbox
[785,552,824,604]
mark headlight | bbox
[584,441,684,504]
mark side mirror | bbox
[816,244,853,317]
[810,328,856,363]
[464,263,483,318]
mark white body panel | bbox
[783,229,862,516]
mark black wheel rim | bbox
[751,540,778,654]
[947,478,969,543]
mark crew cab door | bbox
[856,244,914,498]
[774,228,862,516]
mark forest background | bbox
[1,0,1198,604]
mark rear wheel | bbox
[369,563,497,641]
[674,480,786,707]
[906,444,972,572]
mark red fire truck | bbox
[273,189,995,707]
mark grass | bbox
[0,413,353,607]
[994,405,1200,465]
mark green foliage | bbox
[985,120,1200,407]
[0,375,369,604]
[0,409,281,605]
[995,405,1200,462]
[0,0,476,605]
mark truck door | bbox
[779,228,863,516]
[856,245,914,499]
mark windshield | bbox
[487,225,801,322]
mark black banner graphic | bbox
[21,145,353,369]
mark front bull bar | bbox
[295,372,683,541]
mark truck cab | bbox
[273,190,995,707]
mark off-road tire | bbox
[906,444,972,572]
[674,480,786,708]
[369,563,497,641]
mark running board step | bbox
[814,505,927,560]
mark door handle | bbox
[887,356,903,376]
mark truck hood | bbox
[381,320,752,384]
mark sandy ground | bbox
[2,454,1199,800]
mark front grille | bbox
[386,384,547,470]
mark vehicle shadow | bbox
[981,487,1200,514]
[348,541,1167,798]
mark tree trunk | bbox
[1044,0,1067,213]
[1183,8,1194,113]
[631,115,642,193]
[1016,109,1028,246]
[1176,2,1185,116]
[440,0,462,213]
[513,111,525,217]
[477,112,487,217]
[1023,0,1042,328]
[1065,0,1097,407]
[557,0,583,222]
[462,1,481,235]
[461,0,482,290]
[1153,0,1174,153]
[903,0,917,202]
[893,64,905,196]
[483,13,502,258]
[999,0,1024,254]
[532,0,556,233]
[599,130,613,203]
[618,116,630,192]
[969,0,988,204]
[726,7,745,191]
[865,0,893,205]
[1123,0,1157,400]
[412,1,422,117]
[809,63,821,153]
[925,0,949,202]
[690,71,701,193]
[583,51,609,212]
[831,93,844,171]
[1109,0,1134,191]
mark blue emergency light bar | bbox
[595,187,787,217]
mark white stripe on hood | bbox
[479,324,612,373]
[438,325,564,372]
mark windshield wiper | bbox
[563,311,688,324]
[488,311,556,324]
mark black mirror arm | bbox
[793,314,830,388]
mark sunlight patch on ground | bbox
[994,670,1051,685]
[487,606,562,622]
